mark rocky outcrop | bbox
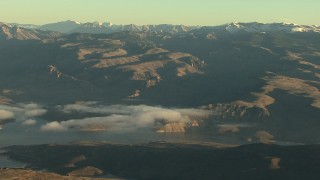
[157,122,186,133]
[49,65,62,78]
[204,103,270,121]
[64,155,86,167]
[128,90,140,98]
[48,65,79,80]
[256,131,275,144]
[68,166,104,177]
[157,120,200,133]
[269,157,281,170]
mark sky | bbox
[0,0,319,26]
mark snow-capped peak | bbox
[103,22,113,27]
[210,22,320,33]
[5,20,319,35]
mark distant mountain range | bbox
[0,22,61,40]
[2,20,198,34]
[1,21,319,37]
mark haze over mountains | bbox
[2,20,320,37]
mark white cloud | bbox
[57,101,130,114]
[1,102,212,132]
[24,109,47,117]
[42,103,212,132]
[0,109,14,120]
[41,121,66,131]
[22,119,37,126]
[20,103,47,117]
[20,103,41,109]
[0,103,47,121]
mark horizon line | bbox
[2,20,319,27]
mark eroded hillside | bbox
[0,29,319,143]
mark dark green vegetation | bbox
[2,142,320,180]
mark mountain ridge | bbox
[2,21,319,36]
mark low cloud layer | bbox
[19,103,47,117]
[22,119,37,126]
[1,102,212,132]
[0,109,14,120]
[41,121,65,131]
[0,103,47,126]
[42,102,212,132]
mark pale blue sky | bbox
[0,0,319,25]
